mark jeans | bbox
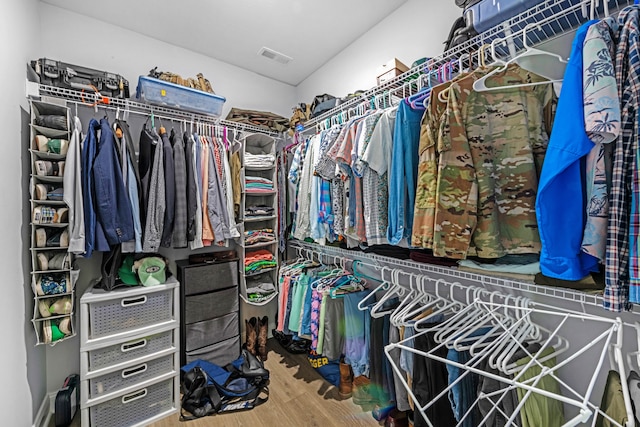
[387,101,424,245]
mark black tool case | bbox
[54,374,79,427]
[31,58,130,99]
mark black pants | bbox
[413,330,456,427]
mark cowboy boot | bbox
[339,361,353,398]
[245,317,258,356]
[257,316,269,361]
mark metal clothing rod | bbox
[290,241,608,309]
[301,0,634,132]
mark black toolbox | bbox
[30,58,130,99]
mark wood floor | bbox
[150,339,382,427]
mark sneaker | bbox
[38,300,51,318]
[35,273,71,296]
[35,228,69,248]
[32,206,56,224]
[34,160,65,177]
[37,252,70,271]
[48,253,70,270]
[34,115,68,131]
[36,253,48,270]
[33,206,68,224]
[33,135,69,155]
[42,319,66,344]
[58,317,71,335]
[49,297,72,315]
[34,184,63,201]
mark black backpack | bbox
[443,15,478,52]
[455,0,482,8]
[180,350,270,420]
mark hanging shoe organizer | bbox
[29,99,78,345]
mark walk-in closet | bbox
[6,0,640,426]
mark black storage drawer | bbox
[184,286,238,324]
[177,258,241,367]
[178,260,239,295]
[185,335,240,367]
[185,312,239,352]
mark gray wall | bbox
[1,0,47,423]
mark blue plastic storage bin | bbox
[468,0,546,33]
[136,75,226,117]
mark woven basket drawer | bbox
[185,312,238,352]
[89,354,174,399]
[89,288,173,339]
[88,330,174,371]
[89,378,173,427]
[184,286,238,324]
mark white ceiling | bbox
[40,0,408,86]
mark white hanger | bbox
[389,273,421,327]
[369,269,408,318]
[472,18,566,92]
[357,266,391,311]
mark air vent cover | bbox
[258,47,293,65]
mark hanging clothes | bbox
[171,130,188,248]
[536,20,601,280]
[63,116,85,255]
[142,127,165,252]
[160,129,175,248]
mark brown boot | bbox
[257,316,269,361]
[245,317,258,356]
[339,362,353,398]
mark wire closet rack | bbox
[33,84,282,137]
[289,241,629,311]
[302,0,635,132]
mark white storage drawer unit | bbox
[80,279,180,426]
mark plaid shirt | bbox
[605,7,640,311]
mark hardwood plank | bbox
[149,339,381,427]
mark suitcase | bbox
[54,374,79,427]
[464,0,584,47]
[465,0,545,34]
[30,58,130,99]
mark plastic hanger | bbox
[473,21,565,92]
[369,269,407,318]
[413,279,464,330]
[390,276,436,327]
[357,267,391,311]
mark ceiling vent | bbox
[258,47,293,65]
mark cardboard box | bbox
[376,58,409,85]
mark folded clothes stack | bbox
[245,205,275,217]
[245,176,273,193]
[245,153,275,168]
[245,228,276,246]
[245,273,277,303]
[245,249,277,275]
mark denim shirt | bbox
[387,101,424,245]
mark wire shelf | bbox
[35,84,281,136]
[290,241,613,309]
[302,0,634,132]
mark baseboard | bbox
[32,392,55,427]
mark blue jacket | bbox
[536,21,600,280]
[92,118,135,246]
[82,119,109,256]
